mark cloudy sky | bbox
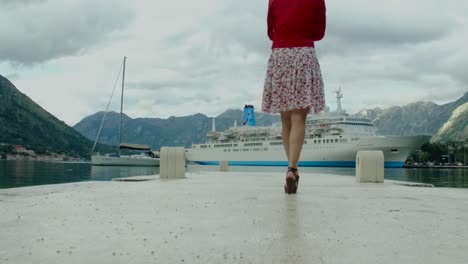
[1,0,467,125]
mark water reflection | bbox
[90,166,159,181]
[0,161,92,188]
[0,161,159,189]
[385,168,468,187]
[1,161,467,189]
[277,196,309,263]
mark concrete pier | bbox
[1,172,467,264]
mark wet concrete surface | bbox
[1,171,467,264]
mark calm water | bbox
[0,161,159,189]
[1,160,467,189]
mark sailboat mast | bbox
[119,56,126,155]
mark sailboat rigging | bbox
[91,56,160,166]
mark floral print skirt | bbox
[262,47,325,114]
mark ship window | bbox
[245,143,263,147]
[335,139,338,143]
[318,140,321,144]
[326,139,329,143]
[201,145,208,148]
[391,149,399,153]
[314,140,317,144]
[215,144,233,148]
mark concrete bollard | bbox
[160,147,186,179]
[356,150,384,183]
[219,161,229,172]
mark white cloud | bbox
[1,0,467,125]
[0,0,134,64]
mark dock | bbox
[1,172,467,264]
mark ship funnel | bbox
[242,105,256,126]
[335,87,343,113]
[211,118,216,132]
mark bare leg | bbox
[281,111,292,162]
[288,108,309,168]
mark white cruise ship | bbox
[185,91,430,168]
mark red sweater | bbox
[267,0,326,48]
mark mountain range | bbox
[354,92,467,142]
[1,73,466,158]
[74,92,467,150]
[73,109,280,152]
[431,102,468,142]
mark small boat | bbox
[91,57,159,166]
[92,143,159,166]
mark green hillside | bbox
[0,75,110,159]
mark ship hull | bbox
[185,135,430,168]
[194,161,404,168]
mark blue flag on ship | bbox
[242,105,256,126]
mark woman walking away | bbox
[262,0,327,194]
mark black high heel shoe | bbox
[284,167,300,194]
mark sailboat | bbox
[91,57,160,166]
